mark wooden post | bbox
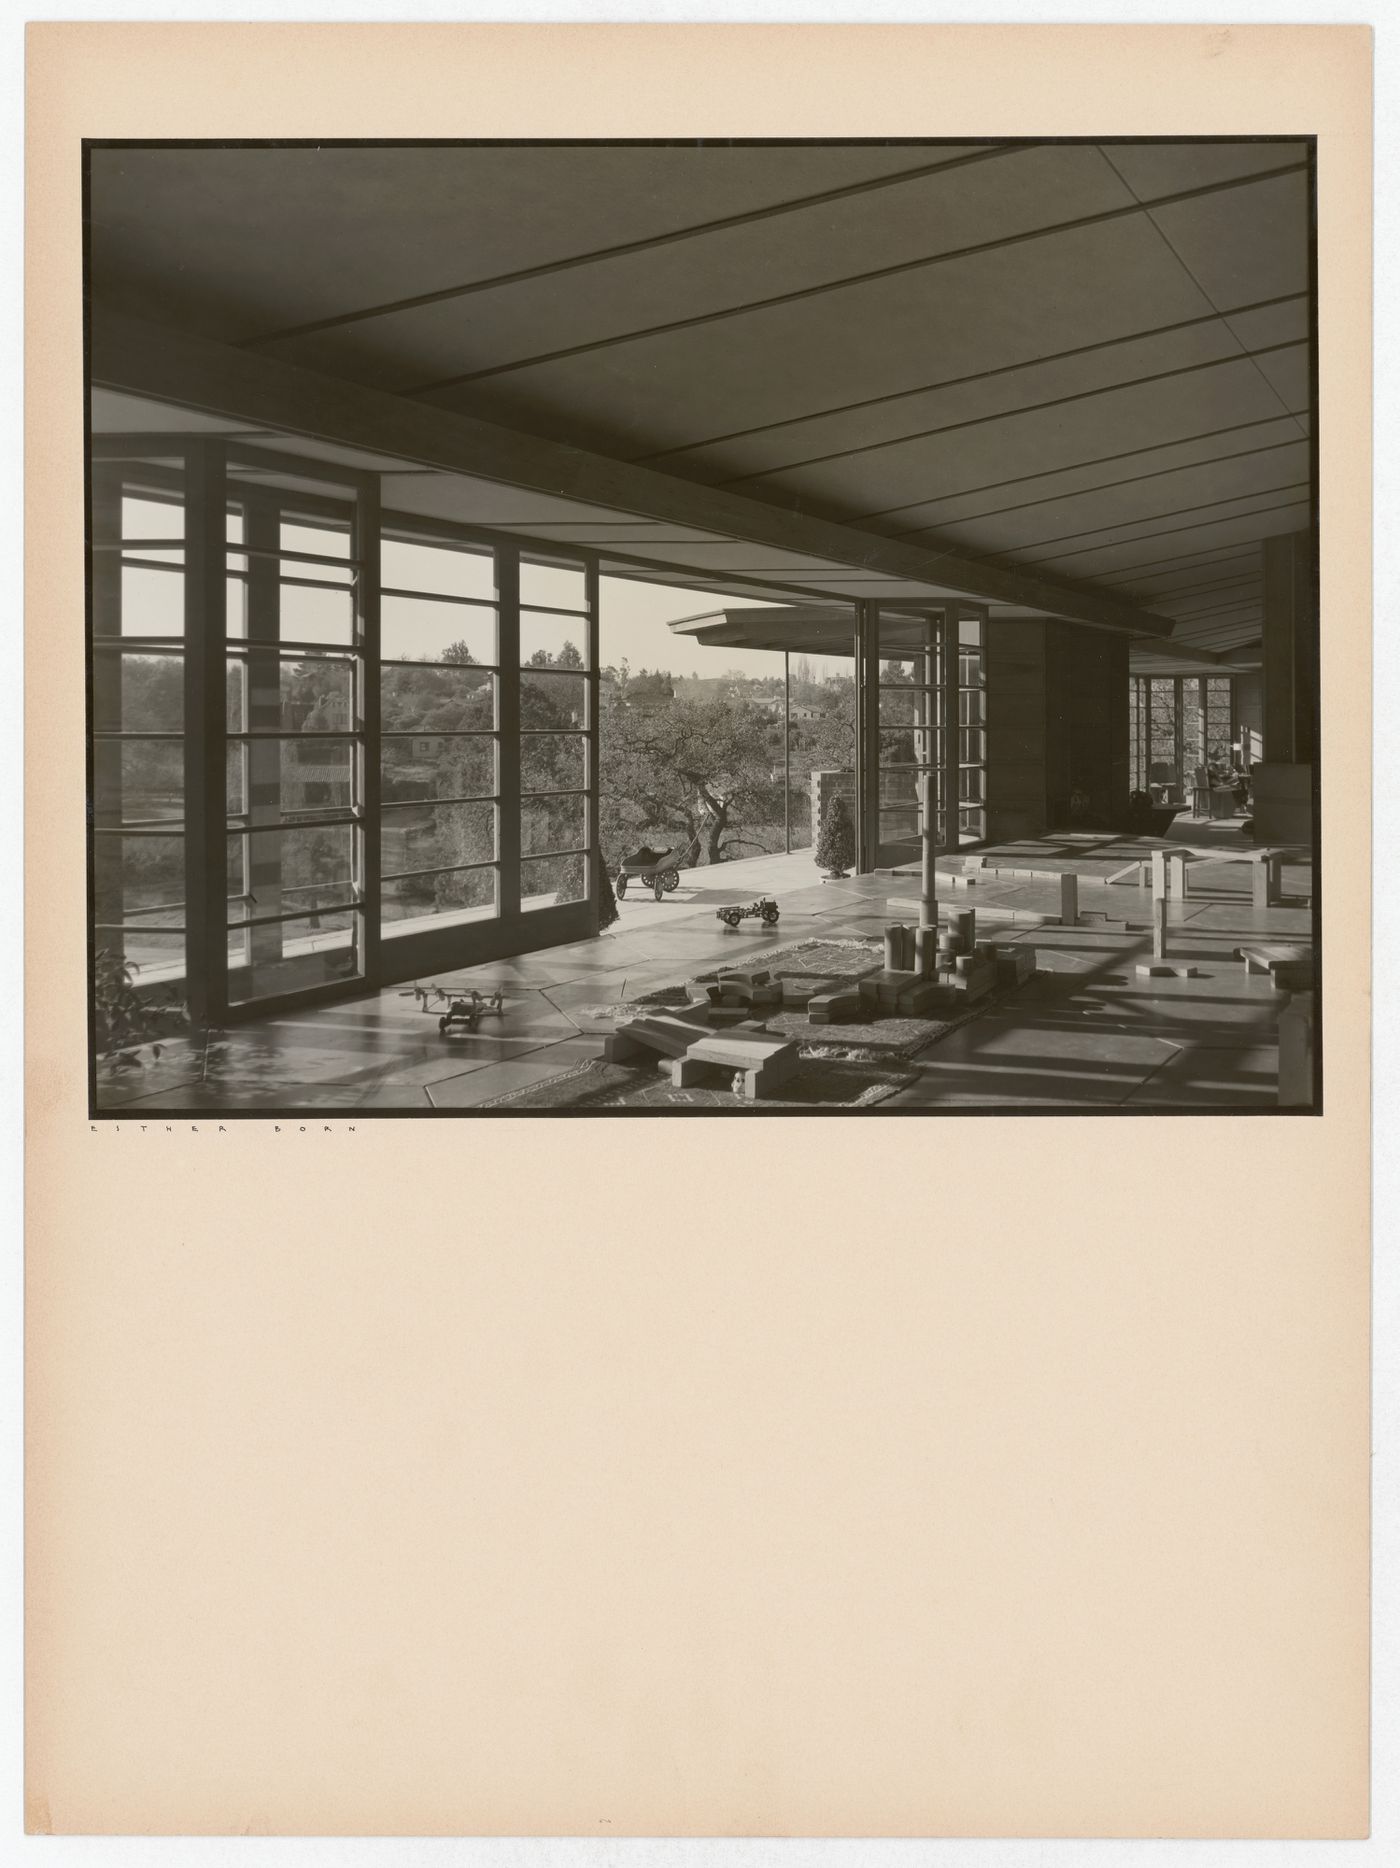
[1251,857,1270,912]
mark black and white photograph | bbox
[86,135,1319,1115]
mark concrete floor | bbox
[98,819,1314,1114]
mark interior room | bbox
[86,137,1318,1113]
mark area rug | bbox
[584,937,986,1061]
[487,935,1004,1108]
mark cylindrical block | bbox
[884,925,902,971]
[915,924,937,978]
[952,909,976,952]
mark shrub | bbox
[814,795,855,876]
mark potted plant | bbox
[814,794,855,879]
[93,947,192,1077]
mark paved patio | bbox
[99,823,1314,1113]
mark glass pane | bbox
[522,793,586,857]
[120,563,184,637]
[228,653,356,733]
[879,726,935,768]
[520,733,586,794]
[226,573,248,638]
[382,593,496,665]
[226,743,245,816]
[958,688,986,725]
[958,616,983,646]
[878,689,934,729]
[278,581,355,644]
[878,655,934,687]
[382,735,496,804]
[93,741,183,825]
[226,913,363,1004]
[97,926,186,985]
[958,766,985,804]
[381,662,494,733]
[521,668,586,730]
[123,494,184,542]
[94,833,185,924]
[878,767,923,811]
[226,823,358,922]
[93,651,183,734]
[382,865,498,936]
[521,851,588,912]
[520,611,589,669]
[519,558,586,613]
[959,726,986,763]
[381,801,496,877]
[381,537,496,601]
[238,737,359,820]
[280,519,354,580]
[879,807,921,840]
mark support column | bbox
[783,650,791,855]
[1254,531,1317,844]
[853,600,880,872]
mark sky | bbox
[598,572,851,682]
[116,498,853,682]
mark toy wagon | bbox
[615,841,691,901]
[717,896,780,929]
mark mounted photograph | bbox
[85,136,1318,1115]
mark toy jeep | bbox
[716,897,780,930]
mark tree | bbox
[599,691,785,867]
[814,794,855,877]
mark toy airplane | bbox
[400,982,506,1034]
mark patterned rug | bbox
[484,937,1000,1109]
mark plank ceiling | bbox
[89,139,1313,656]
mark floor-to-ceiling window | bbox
[380,529,500,939]
[224,458,374,1007]
[1131,673,1237,802]
[875,611,940,867]
[88,435,600,1029]
[91,453,189,990]
[519,555,593,912]
[956,615,987,845]
[867,604,987,866]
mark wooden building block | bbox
[669,1054,710,1087]
[896,979,947,1017]
[618,1013,707,1058]
[1059,872,1078,927]
[601,1030,649,1063]
[743,1048,802,1099]
[808,988,862,1024]
[780,979,821,1008]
